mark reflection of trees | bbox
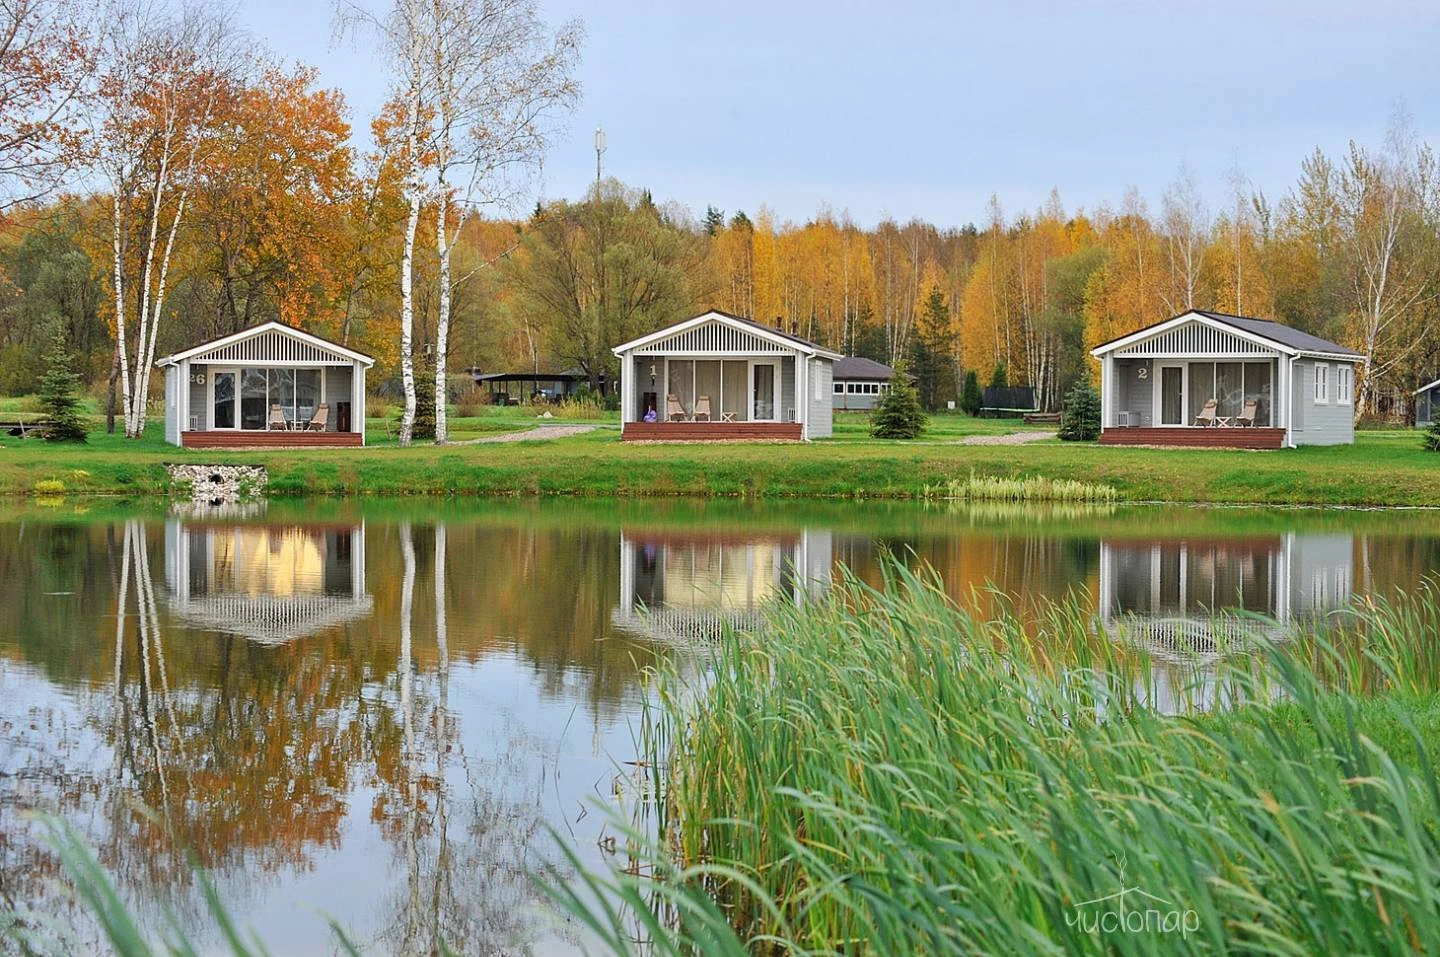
[372,523,564,956]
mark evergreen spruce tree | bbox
[989,362,1009,390]
[1424,418,1440,452]
[38,332,88,442]
[871,366,927,439]
[1058,379,1102,441]
[961,369,983,417]
[412,359,437,440]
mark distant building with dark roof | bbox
[832,356,897,410]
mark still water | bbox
[3,499,1440,954]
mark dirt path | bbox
[452,424,601,444]
[955,430,1054,446]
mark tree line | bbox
[2,1,1437,430]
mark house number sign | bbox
[1136,367,1148,380]
[190,373,206,384]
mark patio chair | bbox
[693,395,712,422]
[268,404,289,430]
[304,404,329,432]
[666,394,688,422]
[1193,398,1219,427]
[1236,399,1258,427]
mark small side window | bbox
[1337,365,1353,406]
[1313,363,1329,405]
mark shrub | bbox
[870,367,927,439]
[1058,379,1101,441]
[38,333,88,442]
[960,369,983,417]
[365,394,390,420]
[1424,420,1440,452]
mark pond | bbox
[4,499,1440,954]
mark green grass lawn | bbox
[0,403,1436,505]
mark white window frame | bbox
[833,380,844,394]
[1336,364,1353,406]
[1313,362,1330,405]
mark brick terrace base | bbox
[1099,427,1285,450]
[181,431,363,448]
[621,422,804,441]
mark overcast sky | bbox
[243,0,1440,229]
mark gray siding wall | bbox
[325,365,352,431]
[1115,359,1153,425]
[833,384,881,411]
[164,366,180,445]
[1292,359,1355,446]
[189,365,208,431]
[806,358,833,438]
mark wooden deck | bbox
[1099,427,1285,449]
[621,422,803,441]
[181,431,363,448]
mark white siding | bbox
[806,358,833,438]
[1292,358,1355,446]
[164,366,180,446]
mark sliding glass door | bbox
[211,369,237,430]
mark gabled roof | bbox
[1192,311,1363,358]
[156,321,375,367]
[1090,310,1362,360]
[613,309,844,360]
[833,357,896,380]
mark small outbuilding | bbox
[831,357,896,410]
[613,309,841,440]
[1413,378,1440,428]
[157,321,374,448]
[1090,310,1362,449]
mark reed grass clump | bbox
[923,470,1118,503]
[550,569,1440,955]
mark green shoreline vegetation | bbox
[552,567,1440,954]
[0,404,1436,506]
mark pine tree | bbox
[703,205,725,236]
[961,369,983,417]
[1058,379,1102,441]
[38,332,88,442]
[871,366,927,439]
[989,362,1009,390]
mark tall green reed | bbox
[551,564,1440,955]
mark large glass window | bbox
[721,361,747,421]
[212,371,235,429]
[753,364,775,420]
[694,361,721,419]
[241,368,269,430]
[1243,362,1272,426]
[668,360,695,417]
[1187,362,1215,423]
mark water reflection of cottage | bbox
[164,519,373,643]
[1098,533,1357,654]
[613,529,833,642]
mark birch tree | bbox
[423,0,579,444]
[1161,163,1209,313]
[90,1,237,438]
[1340,119,1438,415]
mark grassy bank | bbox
[553,571,1440,954]
[1,412,1438,505]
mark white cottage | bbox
[157,322,374,448]
[613,310,841,440]
[1090,310,1362,448]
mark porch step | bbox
[1099,427,1284,450]
[181,431,363,448]
[622,422,803,441]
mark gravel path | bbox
[453,424,601,444]
[955,430,1054,446]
